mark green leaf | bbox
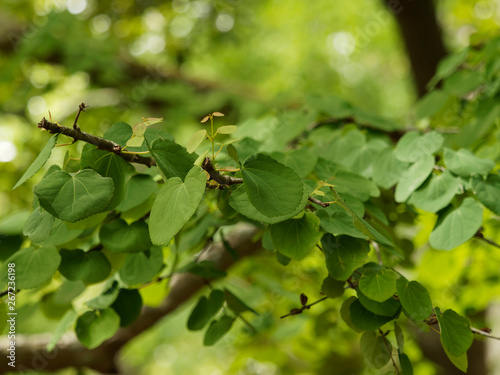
[179,260,226,279]
[34,169,114,222]
[148,138,197,180]
[111,289,143,327]
[395,131,442,163]
[116,174,158,212]
[13,134,58,189]
[408,171,460,213]
[275,149,318,178]
[226,144,239,164]
[100,219,151,253]
[416,90,450,119]
[398,351,414,375]
[217,125,237,134]
[443,70,483,95]
[321,234,370,281]
[86,280,120,309]
[229,184,308,224]
[270,213,322,260]
[80,146,135,210]
[395,154,435,203]
[435,307,473,357]
[241,153,304,217]
[75,308,120,349]
[187,129,207,153]
[321,276,345,298]
[372,148,409,189]
[394,322,404,351]
[357,290,400,317]
[396,278,433,323]
[352,217,395,248]
[429,198,483,250]
[103,121,173,152]
[359,266,398,302]
[224,289,257,315]
[126,135,145,148]
[443,345,468,373]
[471,174,500,216]
[340,296,362,333]
[149,166,206,245]
[443,148,494,177]
[187,289,225,331]
[350,299,394,330]
[360,331,392,369]
[0,246,60,289]
[118,247,164,286]
[47,309,77,353]
[59,249,111,284]
[203,315,235,346]
[23,206,55,243]
[317,209,367,239]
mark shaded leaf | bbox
[75,308,120,349]
[321,234,370,281]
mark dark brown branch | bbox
[202,157,243,186]
[0,224,261,373]
[280,296,328,319]
[308,196,329,208]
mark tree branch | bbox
[0,224,261,373]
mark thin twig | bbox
[72,102,88,131]
[280,296,328,319]
[471,327,500,340]
[379,328,400,374]
[308,196,329,208]
[475,233,500,249]
[202,157,243,186]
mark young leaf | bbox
[59,249,111,284]
[241,153,304,217]
[203,315,235,346]
[13,134,59,189]
[360,331,392,369]
[0,246,61,289]
[435,307,473,357]
[187,129,207,153]
[217,125,237,134]
[118,247,164,286]
[396,278,433,323]
[34,169,114,222]
[75,308,120,349]
[321,234,370,281]
[270,213,322,260]
[212,112,224,117]
[100,219,152,253]
[188,290,225,331]
[149,166,206,246]
[359,266,398,302]
[429,197,483,250]
[126,136,145,148]
[147,138,198,180]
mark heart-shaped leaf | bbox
[34,169,114,222]
[148,138,197,180]
[429,198,483,250]
[241,153,304,217]
[149,166,206,245]
[435,307,473,357]
[321,234,370,281]
[75,308,120,349]
[118,247,164,286]
[100,219,152,253]
[59,249,111,284]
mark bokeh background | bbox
[1,0,500,374]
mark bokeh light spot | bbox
[0,141,17,162]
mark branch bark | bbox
[385,0,448,97]
[0,224,261,373]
